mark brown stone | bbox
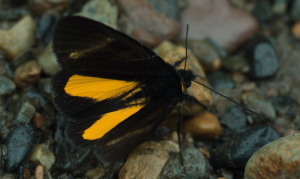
[292,21,300,39]
[32,113,46,129]
[14,60,42,88]
[154,41,214,116]
[183,112,221,139]
[34,165,44,179]
[245,133,300,179]
[29,0,71,16]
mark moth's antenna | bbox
[192,80,264,121]
[184,24,189,70]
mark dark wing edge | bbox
[52,15,168,78]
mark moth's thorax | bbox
[177,69,196,90]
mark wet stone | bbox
[220,106,248,132]
[245,133,300,179]
[147,0,179,20]
[38,43,60,76]
[245,36,279,79]
[29,0,71,16]
[160,148,207,179]
[3,124,36,173]
[207,71,236,90]
[0,76,16,96]
[210,125,280,170]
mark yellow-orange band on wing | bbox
[83,105,144,140]
[65,75,139,101]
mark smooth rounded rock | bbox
[245,133,300,179]
[3,124,36,173]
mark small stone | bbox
[38,78,53,102]
[85,167,106,179]
[245,133,300,179]
[242,91,276,119]
[34,165,44,179]
[119,141,169,179]
[222,55,250,73]
[14,60,42,88]
[160,148,207,179]
[32,113,46,129]
[77,0,118,29]
[117,0,180,47]
[3,124,36,173]
[154,41,214,113]
[292,21,300,39]
[245,36,279,79]
[0,15,36,60]
[185,40,222,72]
[183,112,222,139]
[15,101,36,124]
[37,14,59,44]
[0,76,16,96]
[29,144,55,170]
[37,43,60,76]
[210,125,280,170]
[207,71,236,90]
[179,0,259,52]
[220,106,248,132]
[29,0,71,16]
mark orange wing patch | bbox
[65,75,140,101]
[83,105,144,140]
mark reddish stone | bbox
[179,0,259,53]
[117,0,180,47]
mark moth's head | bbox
[177,69,196,89]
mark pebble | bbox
[77,0,118,29]
[241,91,276,119]
[154,41,214,113]
[179,0,259,52]
[160,148,207,179]
[292,21,300,39]
[119,141,169,179]
[37,14,59,44]
[37,43,60,76]
[14,60,42,88]
[207,71,236,90]
[117,0,180,47]
[0,15,36,60]
[185,40,221,72]
[183,112,222,139]
[210,125,280,170]
[85,167,106,179]
[244,133,300,179]
[32,113,46,129]
[119,140,207,179]
[220,106,248,132]
[9,95,36,125]
[29,0,71,16]
[3,124,36,173]
[35,165,44,179]
[222,55,250,73]
[0,76,16,96]
[29,144,55,170]
[245,35,279,79]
